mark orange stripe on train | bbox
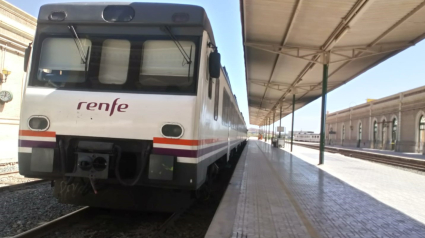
[19,130,56,137]
[153,137,227,146]
[153,137,199,146]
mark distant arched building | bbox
[326,86,425,154]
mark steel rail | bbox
[293,142,425,172]
[0,171,19,176]
[13,207,92,238]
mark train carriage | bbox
[18,2,247,211]
[293,132,320,143]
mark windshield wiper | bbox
[68,25,90,80]
[187,45,192,82]
[163,26,193,82]
[163,26,192,65]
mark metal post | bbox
[291,94,295,152]
[272,111,275,139]
[268,118,271,143]
[279,105,282,138]
[319,63,329,165]
[265,121,268,142]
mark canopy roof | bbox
[240,0,425,125]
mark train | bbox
[18,2,247,211]
[293,132,320,143]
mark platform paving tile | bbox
[231,140,425,238]
[232,141,311,238]
[289,144,425,226]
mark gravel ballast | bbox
[0,183,82,237]
[0,163,18,175]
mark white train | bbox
[293,132,320,143]
[18,2,247,211]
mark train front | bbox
[18,3,213,211]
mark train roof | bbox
[38,2,216,44]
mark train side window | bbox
[222,89,229,126]
[99,39,130,84]
[214,78,219,120]
[208,77,212,99]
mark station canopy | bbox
[240,0,425,126]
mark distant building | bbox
[0,1,36,161]
[326,86,425,153]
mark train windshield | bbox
[32,34,199,95]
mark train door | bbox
[222,88,231,161]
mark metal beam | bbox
[324,0,425,94]
[255,0,380,124]
[253,0,303,122]
[245,42,411,65]
[283,0,303,44]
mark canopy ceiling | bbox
[240,0,425,125]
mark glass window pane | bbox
[214,78,220,121]
[38,38,91,83]
[99,39,130,85]
[140,40,195,86]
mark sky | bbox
[10,0,425,133]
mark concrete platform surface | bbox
[206,140,425,238]
[297,141,425,161]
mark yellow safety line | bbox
[255,141,321,238]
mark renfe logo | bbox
[77,98,128,116]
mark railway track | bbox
[293,142,425,172]
[10,144,246,238]
[0,171,19,176]
[12,201,194,238]
[0,162,19,176]
[13,207,92,238]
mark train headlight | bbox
[28,116,50,131]
[161,123,184,138]
[48,11,66,21]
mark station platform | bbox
[206,140,425,238]
[296,141,425,161]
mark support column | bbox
[291,94,295,152]
[319,62,329,165]
[279,104,282,138]
[268,117,271,143]
[272,111,275,139]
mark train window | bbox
[208,77,212,99]
[99,39,130,85]
[222,89,230,126]
[38,38,92,83]
[31,34,199,95]
[139,40,195,86]
[214,78,219,121]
